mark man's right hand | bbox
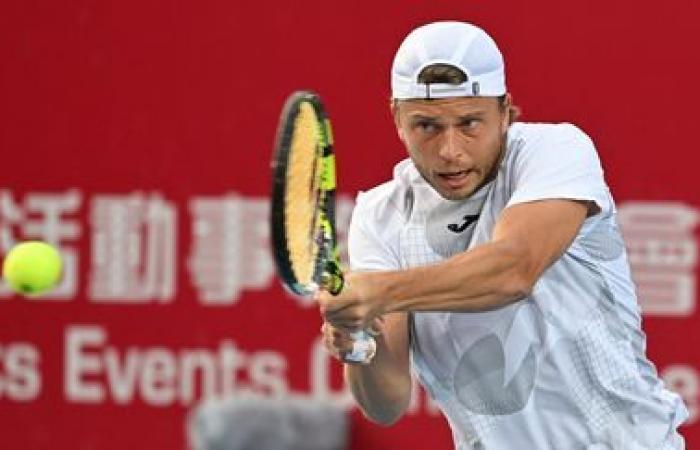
[321,318,384,362]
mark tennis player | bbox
[317,21,688,449]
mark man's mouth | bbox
[437,170,471,188]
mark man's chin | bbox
[432,184,475,201]
[418,172,478,200]
[440,191,473,201]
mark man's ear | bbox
[501,93,513,130]
[391,100,406,142]
[397,127,406,142]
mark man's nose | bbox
[438,127,464,161]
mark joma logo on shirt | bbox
[447,215,480,233]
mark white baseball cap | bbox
[391,21,506,100]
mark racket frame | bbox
[270,91,342,296]
[270,91,376,364]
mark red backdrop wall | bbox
[1,1,699,449]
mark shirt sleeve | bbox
[348,191,402,272]
[506,123,612,217]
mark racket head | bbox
[270,91,337,296]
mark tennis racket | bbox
[270,91,376,364]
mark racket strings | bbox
[284,102,324,286]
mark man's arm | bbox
[319,199,590,328]
[319,198,589,425]
[326,313,411,426]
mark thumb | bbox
[368,316,385,336]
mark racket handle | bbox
[322,265,376,363]
[344,330,377,364]
[321,263,344,295]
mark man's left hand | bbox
[316,272,386,332]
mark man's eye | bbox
[416,121,438,132]
[461,119,480,130]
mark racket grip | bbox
[344,330,377,364]
[321,263,344,295]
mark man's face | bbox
[394,96,510,200]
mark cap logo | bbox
[421,71,471,99]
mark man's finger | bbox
[367,319,383,336]
[319,300,356,317]
[316,290,356,313]
[322,336,354,358]
[325,316,364,332]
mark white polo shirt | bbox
[348,122,688,450]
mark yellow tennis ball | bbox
[2,241,63,296]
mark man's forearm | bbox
[344,334,412,426]
[377,238,533,314]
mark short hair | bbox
[417,63,468,84]
[410,63,521,124]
